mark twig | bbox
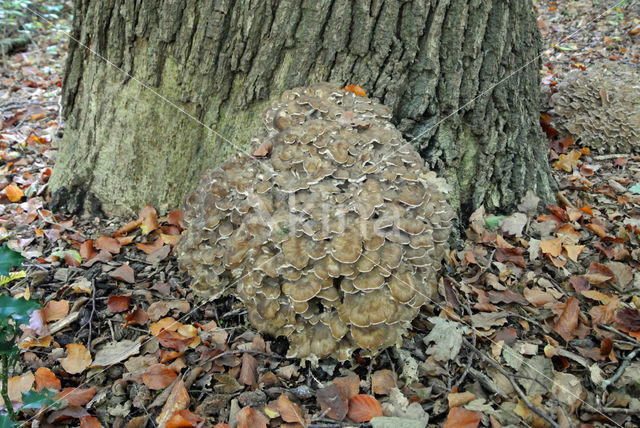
[597,323,640,345]
[455,301,476,388]
[601,347,640,390]
[462,338,561,428]
[198,349,286,366]
[593,153,630,161]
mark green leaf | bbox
[51,250,82,264]
[0,243,24,277]
[20,388,61,410]
[629,183,640,194]
[0,295,41,325]
[485,216,505,229]
[0,414,19,428]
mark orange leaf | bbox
[585,262,614,284]
[43,300,69,322]
[125,308,150,327]
[168,210,184,228]
[553,297,580,342]
[107,295,132,313]
[447,391,476,407]
[116,235,135,246]
[316,383,348,421]
[371,369,396,395]
[60,343,92,374]
[252,141,273,158]
[237,406,268,428]
[57,386,96,406]
[347,394,382,423]
[156,380,190,427]
[8,372,34,403]
[563,244,584,262]
[79,240,98,261]
[166,409,204,428]
[34,367,61,392]
[343,84,367,97]
[139,205,160,235]
[553,150,581,172]
[95,236,121,254]
[108,264,135,283]
[136,238,164,254]
[277,394,305,424]
[333,375,359,400]
[540,238,563,257]
[586,222,608,238]
[113,218,143,236]
[142,364,178,390]
[80,416,103,428]
[5,184,24,202]
[443,407,482,428]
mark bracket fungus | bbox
[176,82,453,361]
[551,62,640,153]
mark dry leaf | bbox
[142,364,178,390]
[43,300,69,322]
[343,84,367,97]
[58,387,97,406]
[125,308,150,327]
[236,406,268,428]
[107,295,132,313]
[109,264,135,283]
[347,394,382,423]
[166,410,204,428]
[34,367,61,391]
[5,183,24,202]
[447,391,476,407]
[277,393,305,424]
[156,380,190,427]
[252,141,273,157]
[8,371,34,402]
[371,369,396,395]
[443,406,482,428]
[554,297,580,342]
[333,375,359,400]
[553,150,581,172]
[316,383,348,421]
[540,238,563,257]
[239,353,258,387]
[60,343,92,374]
[168,210,184,227]
[91,340,141,367]
[563,244,585,262]
[95,235,121,254]
[79,240,98,261]
[139,205,160,235]
[80,415,103,428]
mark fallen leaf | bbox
[166,409,204,428]
[333,375,359,400]
[125,307,150,327]
[94,236,121,254]
[43,300,69,322]
[137,238,164,254]
[495,247,526,268]
[8,371,34,402]
[584,262,614,285]
[448,391,476,407]
[60,343,92,374]
[239,353,258,387]
[343,84,367,97]
[57,387,97,406]
[167,210,184,227]
[156,380,190,427]
[252,141,273,157]
[139,205,160,235]
[91,340,141,367]
[5,184,24,202]
[79,240,98,260]
[142,364,178,390]
[554,297,580,342]
[540,238,563,257]
[114,218,143,236]
[347,394,382,423]
[371,369,396,395]
[563,244,585,262]
[80,415,103,428]
[316,383,348,421]
[443,406,482,428]
[236,406,268,428]
[109,264,135,283]
[107,295,132,313]
[277,393,305,424]
[615,307,640,332]
[34,367,61,392]
[554,150,581,172]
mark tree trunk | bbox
[51,0,555,219]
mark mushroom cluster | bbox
[176,82,453,361]
[551,62,640,153]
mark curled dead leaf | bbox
[347,394,382,423]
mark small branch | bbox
[462,338,561,428]
[597,323,640,345]
[593,153,630,161]
[198,349,286,366]
[601,347,640,390]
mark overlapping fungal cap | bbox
[551,62,640,153]
[176,82,454,361]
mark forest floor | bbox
[1,1,640,427]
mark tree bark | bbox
[51,0,555,219]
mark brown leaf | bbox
[34,367,61,392]
[495,247,526,268]
[60,343,92,374]
[553,150,581,172]
[167,210,184,228]
[114,218,143,236]
[125,307,150,327]
[447,391,476,408]
[569,276,590,292]
[79,240,98,261]
[109,264,135,283]
[347,394,382,423]
[343,84,367,97]
[8,372,34,402]
[166,409,204,428]
[615,307,640,332]
[316,383,348,421]
[252,141,273,157]
[443,407,482,428]
[43,300,69,322]
[540,238,563,257]
[371,369,396,395]
[553,297,580,342]
[333,374,359,400]
[142,364,178,390]
[156,380,190,427]
[239,353,258,387]
[5,183,24,202]
[107,295,132,313]
[116,235,136,246]
[277,393,305,424]
[563,244,585,262]
[95,235,121,254]
[137,238,164,254]
[139,205,160,235]
[80,415,103,428]
[236,406,268,428]
[57,386,97,406]
[585,262,614,285]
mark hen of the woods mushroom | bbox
[551,62,640,153]
[176,82,454,361]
